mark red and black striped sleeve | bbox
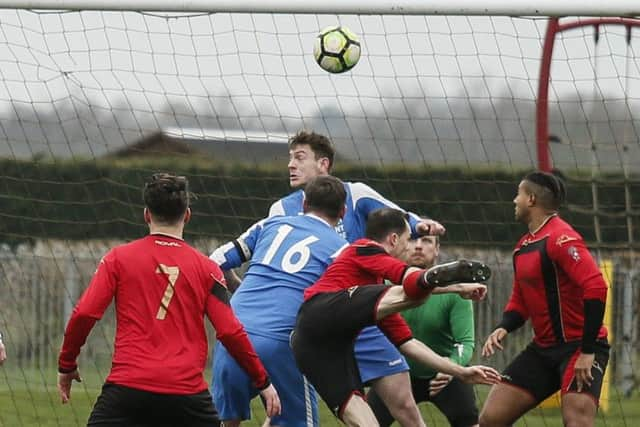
[502,275,529,331]
[548,231,607,353]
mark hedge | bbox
[1,158,638,248]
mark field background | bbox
[2,366,639,426]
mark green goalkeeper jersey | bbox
[401,293,475,379]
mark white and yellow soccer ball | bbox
[313,26,361,73]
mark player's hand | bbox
[574,352,595,392]
[458,365,502,385]
[482,328,507,357]
[429,372,452,397]
[417,219,446,236]
[260,384,281,418]
[0,341,6,365]
[57,369,82,404]
[436,283,487,300]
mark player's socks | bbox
[425,260,491,287]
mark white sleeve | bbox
[268,200,285,217]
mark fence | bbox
[1,240,638,395]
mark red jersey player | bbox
[57,173,280,427]
[292,207,501,426]
[480,171,609,427]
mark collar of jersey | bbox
[528,213,558,237]
[304,212,334,228]
[149,232,184,241]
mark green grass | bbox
[2,367,639,426]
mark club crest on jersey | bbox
[556,234,578,247]
[568,246,580,262]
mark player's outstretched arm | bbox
[432,282,487,300]
[260,383,282,418]
[399,339,501,385]
[482,327,508,357]
[457,365,502,385]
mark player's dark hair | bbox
[365,208,410,242]
[289,130,335,171]
[304,176,346,220]
[143,173,190,224]
[523,171,566,211]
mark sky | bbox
[0,10,638,172]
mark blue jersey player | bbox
[266,131,446,427]
[210,176,348,427]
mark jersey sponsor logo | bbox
[568,246,581,262]
[155,240,181,247]
[556,234,578,246]
[388,358,403,366]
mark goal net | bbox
[0,7,638,426]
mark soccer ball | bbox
[313,26,361,73]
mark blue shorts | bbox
[355,326,409,384]
[212,335,318,427]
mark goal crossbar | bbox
[1,0,638,16]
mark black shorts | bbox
[368,375,478,427]
[87,382,220,427]
[502,340,610,404]
[291,285,390,419]
[412,376,478,426]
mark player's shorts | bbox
[87,382,219,427]
[368,374,478,427]
[502,339,610,404]
[355,326,409,384]
[212,334,318,427]
[414,376,478,426]
[292,285,392,419]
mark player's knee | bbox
[384,397,421,424]
[562,404,596,427]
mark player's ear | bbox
[183,208,191,224]
[143,208,151,224]
[318,156,331,173]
